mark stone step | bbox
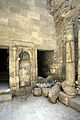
[0,89,11,95]
[59,92,69,106]
[59,92,80,112]
[0,94,12,102]
[69,96,80,112]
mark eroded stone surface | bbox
[0,94,12,102]
[33,88,42,96]
[42,88,49,97]
[48,83,60,103]
[69,96,80,112]
[59,92,69,106]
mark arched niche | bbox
[19,50,31,87]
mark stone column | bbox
[62,21,76,97]
[78,20,80,94]
[9,47,19,90]
[15,49,19,90]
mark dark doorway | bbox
[0,48,9,89]
[37,50,54,78]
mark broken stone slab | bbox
[33,88,42,96]
[59,92,69,106]
[48,83,60,103]
[42,88,49,97]
[0,94,12,102]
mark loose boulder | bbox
[48,83,60,103]
[42,88,49,97]
[33,88,42,96]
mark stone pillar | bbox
[62,21,76,97]
[9,47,19,90]
[15,49,19,90]
[78,20,80,94]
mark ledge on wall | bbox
[35,44,56,50]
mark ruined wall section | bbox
[0,0,56,49]
[48,0,80,80]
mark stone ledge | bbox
[69,96,80,112]
[59,92,80,112]
[0,94,12,102]
[59,92,69,106]
[0,89,11,95]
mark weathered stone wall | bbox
[49,0,80,81]
[0,0,56,49]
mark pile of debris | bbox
[33,75,61,104]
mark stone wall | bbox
[49,0,80,81]
[0,0,56,49]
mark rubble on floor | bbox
[42,88,49,97]
[59,92,69,106]
[48,83,60,103]
[33,75,62,104]
[37,75,57,84]
[0,75,80,112]
[33,88,42,96]
[36,75,57,88]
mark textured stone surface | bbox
[0,0,56,48]
[69,96,80,112]
[48,83,60,103]
[19,51,31,87]
[0,94,12,102]
[59,92,69,106]
[42,88,49,97]
[33,88,42,96]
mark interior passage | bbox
[0,49,9,89]
[37,50,54,78]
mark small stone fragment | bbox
[33,88,42,96]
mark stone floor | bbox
[0,94,80,120]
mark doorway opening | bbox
[37,50,54,78]
[0,48,9,89]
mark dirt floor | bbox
[0,94,80,120]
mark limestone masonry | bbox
[0,0,80,112]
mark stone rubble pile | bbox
[33,75,61,104]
